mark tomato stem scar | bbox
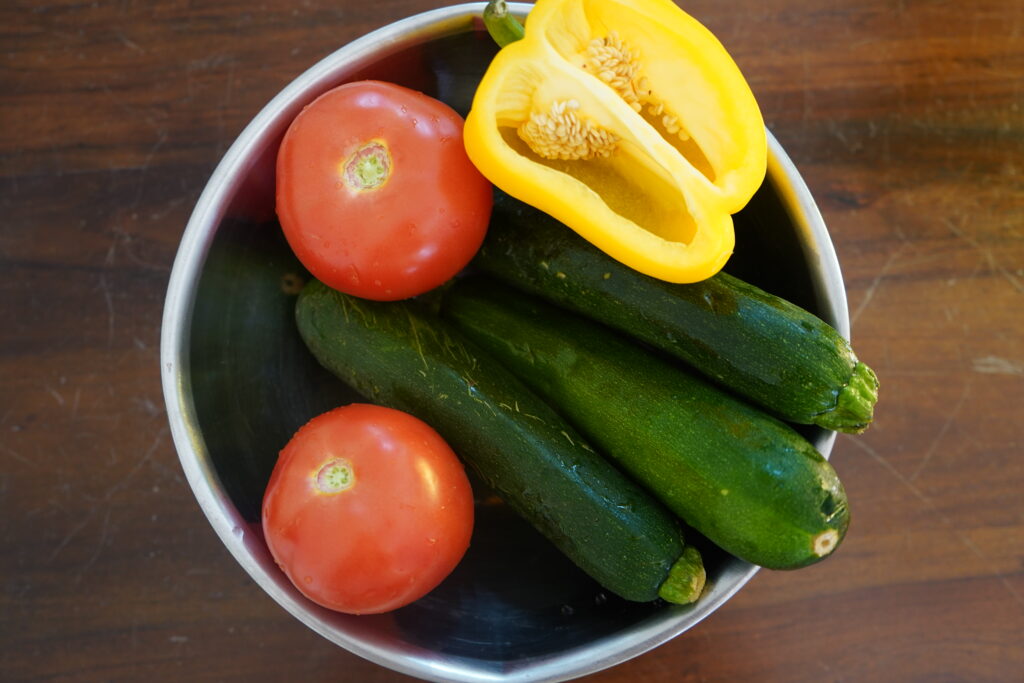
[342,140,391,191]
[316,459,354,494]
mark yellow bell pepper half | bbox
[465,0,767,283]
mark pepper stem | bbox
[483,0,525,47]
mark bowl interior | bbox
[174,8,842,682]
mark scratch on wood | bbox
[845,435,1024,611]
[909,378,971,482]
[48,515,93,563]
[130,128,169,209]
[99,273,115,348]
[99,426,167,503]
[77,506,113,580]
[944,217,1024,294]
[851,242,909,324]
[225,59,236,108]
[71,387,82,418]
[1,445,36,468]
[115,31,146,54]
[50,430,168,563]
[46,385,66,407]
[972,356,1024,375]
[132,396,162,417]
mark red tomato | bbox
[261,404,474,614]
[275,80,493,301]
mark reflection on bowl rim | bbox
[160,3,849,681]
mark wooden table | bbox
[3,0,1022,680]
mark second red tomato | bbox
[276,80,493,301]
[262,404,475,615]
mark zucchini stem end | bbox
[657,545,706,605]
[814,361,879,434]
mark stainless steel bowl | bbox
[161,3,849,681]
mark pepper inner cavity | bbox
[501,126,696,244]
[580,31,717,183]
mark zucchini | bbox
[443,278,850,569]
[295,279,705,603]
[472,192,878,433]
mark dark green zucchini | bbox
[295,279,704,604]
[443,277,850,569]
[472,191,878,434]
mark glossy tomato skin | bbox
[276,81,492,301]
[261,404,474,614]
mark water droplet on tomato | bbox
[400,105,408,113]
[411,118,418,126]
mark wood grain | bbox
[2,0,1022,681]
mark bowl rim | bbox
[160,3,848,682]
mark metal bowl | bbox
[161,3,848,681]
